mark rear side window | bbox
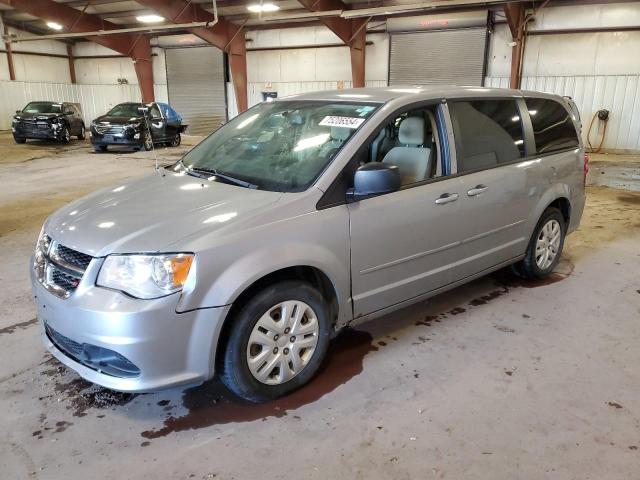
[525,98,579,154]
[449,100,525,173]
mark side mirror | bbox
[15,110,21,114]
[347,163,401,202]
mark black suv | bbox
[90,102,186,152]
[12,101,86,144]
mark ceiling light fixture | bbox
[46,22,63,31]
[247,3,280,13]
[136,14,165,23]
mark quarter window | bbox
[525,98,579,154]
[449,100,525,173]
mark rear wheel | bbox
[514,207,566,279]
[13,136,26,144]
[170,133,181,147]
[94,145,107,153]
[220,281,331,403]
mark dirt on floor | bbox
[1,131,640,480]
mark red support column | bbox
[349,21,366,88]
[228,33,248,113]
[66,44,76,84]
[3,21,15,80]
[504,2,525,90]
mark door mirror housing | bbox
[347,163,401,202]
[15,110,22,114]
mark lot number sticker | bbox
[319,116,366,129]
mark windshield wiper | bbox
[184,164,258,189]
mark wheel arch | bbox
[213,264,340,371]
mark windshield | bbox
[23,102,62,114]
[179,101,379,192]
[106,103,145,117]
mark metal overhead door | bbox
[389,28,488,86]
[387,11,489,87]
[165,46,227,136]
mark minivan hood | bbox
[45,170,283,257]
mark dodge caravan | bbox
[31,86,586,402]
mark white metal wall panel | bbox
[485,75,640,152]
[165,46,226,136]
[0,80,166,130]
[389,29,487,86]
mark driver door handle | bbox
[435,193,459,205]
[467,185,488,196]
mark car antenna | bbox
[141,104,163,176]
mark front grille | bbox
[46,324,141,378]
[56,244,92,270]
[94,125,124,135]
[35,237,93,299]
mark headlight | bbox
[97,254,194,299]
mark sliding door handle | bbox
[435,193,459,205]
[467,185,488,196]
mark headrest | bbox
[399,117,425,146]
[331,126,350,141]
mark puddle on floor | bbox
[141,328,376,439]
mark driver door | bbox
[348,104,468,316]
[148,103,167,142]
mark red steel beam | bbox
[2,20,16,80]
[136,0,248,113]
[297,0,367,88]
[0,0,154,100]
[504,2,525,89]
[67,44,76,83]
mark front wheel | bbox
[77,125,86,140]
[142,130,153,151]
[220,281,331,403]
[514,207,566,279]
[94,145,107,153]
[13,136,26,144]
[60,125,70,143]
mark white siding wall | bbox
[486,2,640,152]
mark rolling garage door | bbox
[165,46,227,136]
[388,11,489,87]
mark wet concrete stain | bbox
[618,194,640,205]
[469,287,509,306]
[449,307,466,315]
[494,325,516,333]
[608,401,624,409]
[0,317,37,336]
[141,329,376,439]
[39,355,138,419]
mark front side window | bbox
[23,102,62,114]
[526,98,579,154]
[449,99,525,173]
[180,101,379,192]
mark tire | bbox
[220,281,331,403]
[142,130,153,151]
[170,133,181,147]
[94,145,107,153]
[60,125,71,143]
[77,125,86,140]
[514,207,566,279]
[13,136,26,144]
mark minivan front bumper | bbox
[31,261,230,392]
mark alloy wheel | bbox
[246,300,320,385]
[535,219,561,270]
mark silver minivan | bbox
[31,86,586,402]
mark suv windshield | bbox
[23,102,62,114]
[107,103,145,117]
[179,101,379,192]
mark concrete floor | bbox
[1,131,639,479]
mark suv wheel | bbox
[220,281,331,403]
[60,125,71,143]
[13,136,26,144]
[170,133,181,147]
[143,131,153,151]
[78,125,86,140]
[515,207,566,279]
[94,145,107,153]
